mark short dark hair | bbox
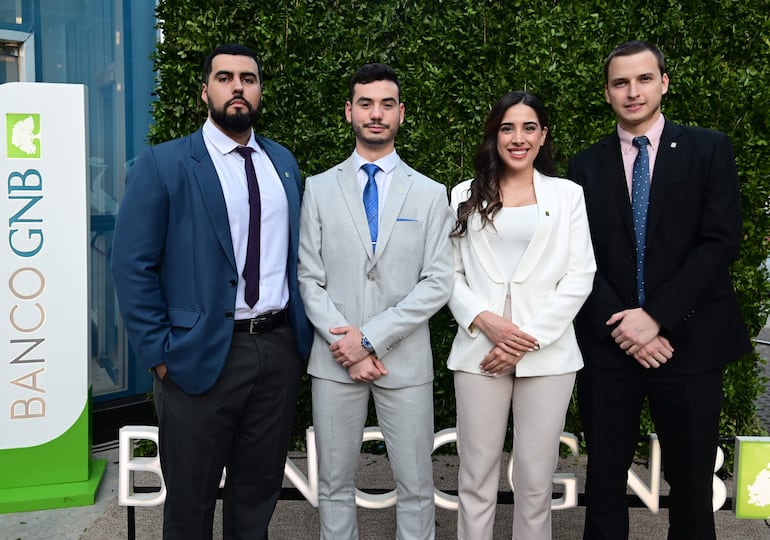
[202,43,263,85]
[348,63,401,101]
[604,40,666,82]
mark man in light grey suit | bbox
[298,63,453,540]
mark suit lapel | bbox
[602,135,636,244]
[190,130,237,271]
[646,121,683,240]
[512,172,555,283]
[462,173,558,284]
[373,162,411,262]
[467,210,506,283]
[462,175,556,285]
[336,158,376,257]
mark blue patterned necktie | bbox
[236,146,261,307]
[631,136,651,306]
[362,163,380,252]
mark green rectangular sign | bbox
[734,436,770,519]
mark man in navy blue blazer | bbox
[111,43,312,539]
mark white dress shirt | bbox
[202,119,289,319]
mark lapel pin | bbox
[285,171,290,177]
[670,142,677,148]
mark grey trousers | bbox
[312,377,436,540]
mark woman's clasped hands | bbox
[472,310,539,376]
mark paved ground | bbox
[3,447,768,540]
[1,324,769,539]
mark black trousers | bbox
[578,363,723,540]
[153,323,303,540]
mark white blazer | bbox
[446,171,596,377]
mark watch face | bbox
[362,337,373,351]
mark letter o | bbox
[355,427,397,509]
[432,428,460,510]
[9,303,45,332]
[353,427,462,510]
[9,266,45,299]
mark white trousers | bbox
[312,377,436,540]
[454,370,576,540]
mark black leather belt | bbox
[233,309,288,334]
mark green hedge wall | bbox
[151,0,770,445]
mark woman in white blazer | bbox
[447,91,596,540]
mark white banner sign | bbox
[1,82,89,449]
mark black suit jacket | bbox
[568,120,751,374]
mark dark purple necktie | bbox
[235,146,261,307]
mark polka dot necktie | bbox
[631,136,650,306]
[362,163,380,252]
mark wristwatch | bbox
[361,335,375,354]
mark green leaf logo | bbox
[747,463,770,508]
[6,113,41,158]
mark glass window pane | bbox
[0,43,19,83]
[0,0,23,26]
[35,0,157,400]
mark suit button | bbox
[367,273,375,280]
[225,311,234,319]
[228,279,237,287]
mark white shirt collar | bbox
[352,149,399,173]
[202,118,259,155]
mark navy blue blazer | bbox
[568,120,751,374]
[111,128,312,394]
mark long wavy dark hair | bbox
[452,91,556,237]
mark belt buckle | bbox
[248,313,273,335]
[248,317,263,335]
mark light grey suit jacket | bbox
[298,155,453,389]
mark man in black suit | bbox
[568,40,752,539]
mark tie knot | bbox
[361,163,380,181]
[235,146,254,159]
[632,136,649,149]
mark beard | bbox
[208,97,259,133]
[351,122,398,147]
